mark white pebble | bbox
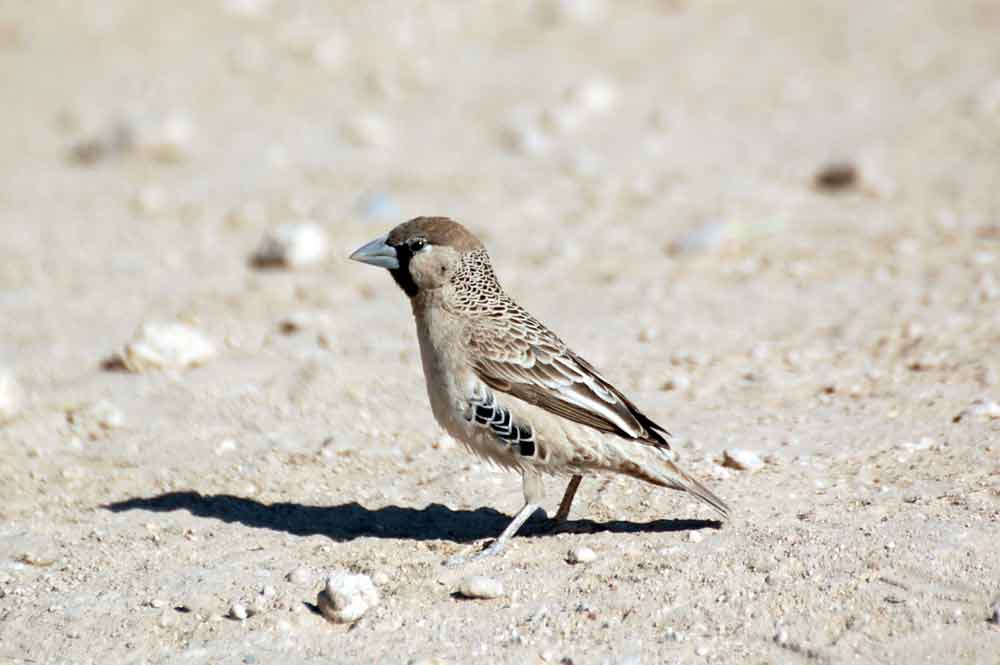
[215,439,237,455]
[316,571,379,623]
[142,112,195,163]
[95,400,124,428]
[229,603,248,620]
[970,400,1000,420]
[221,0,272,19]
[286,567,311,584]
[277,310,333,335]
[541,0,606,25]
[131,186,167,216]
[661,374,690,392]
[688,531,704,543]
[345,113,393,148]
[67,400,124,434]
[252,222,329,269]
[898,437,934,452]
[432,433,457,450]
[669,222,729,255]
[567,546,597,564]
[566,79,618,116]
[457,575,504,599]
[0,369,23,424]
[501,121,550,157]
[115,322,217,372]
[722,448,764,472]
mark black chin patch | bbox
[388,244,418,297]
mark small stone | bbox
[814,162,858,191]
[457,575,504,599]
[663,627,685,642]
[540,0,607,26]
[229,603,248,621]
[432,433,457,450]
[687,531,704,543]
[67,123,134,165]
[371,571,390,587]
[988,603,1000,625]
[66,400,124,436]
[661,374,690,392]
[277,311,333,335]
[286,567,311,584]
[142,112,195,163]
[567,547,597,564]
[898,437,933,452]
[695,646,710,656]
[962,400,1000,421]
[502,120,550,156]
[131,186,167,216]
[566,79,618,116]
[774,628,789,645]
[721,448,764,472]
[251,222,329,269]
[221,0,272,19]
[149,598,166,609]
[110,322,216,372]
[316,571,379,623]
[0,369,24,424]
[345,113,392,148]
[215,439,238,455]
[668,221,729,255]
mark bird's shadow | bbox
[104,491,719,543]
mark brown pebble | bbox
[814,162,858,191]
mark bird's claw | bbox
[444,540,506,566]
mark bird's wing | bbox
[468,313,671,448]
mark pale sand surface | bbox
[1,2,998,663]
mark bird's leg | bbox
[554,475,583,523]
[471,500,541,560]
[445,471,545,565]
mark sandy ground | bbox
[1,2,999,663]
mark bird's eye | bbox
[409,238,427,252]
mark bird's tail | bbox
[659,458,730,520]
[617,449,731,521]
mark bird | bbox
[350,216,729,561]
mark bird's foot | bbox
[444,503,542,566]
[444,539,507,567]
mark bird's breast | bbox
[413,305,475,431]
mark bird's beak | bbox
[349,234,399,269]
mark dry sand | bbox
[1,2,999,663]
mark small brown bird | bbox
[351,217,728,560]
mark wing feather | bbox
[469,316,671,448]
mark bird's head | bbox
[350,216,484,297]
